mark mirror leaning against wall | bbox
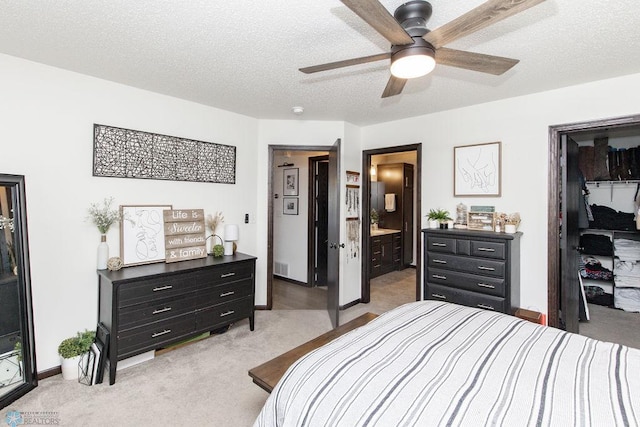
[0,174,37,409]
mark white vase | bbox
[97,235,109,270]
[60,355,81,380]
[505,224,517,234]
[429,220,439,229]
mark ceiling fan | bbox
[300,0,546,98]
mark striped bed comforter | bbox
[254,301,640,426]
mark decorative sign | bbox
[163,209,207,263]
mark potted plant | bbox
[58,330,95,380]
[370,209,379,229]
[427,208,451,229]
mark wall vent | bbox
[274,262,289,277]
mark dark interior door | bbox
[315,161,329,286]
[327,139,340,328]
[561,135,581,333]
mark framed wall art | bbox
[283,198,298,215]
[93,124,236,184]
[454,141,501,197]
[283,168,299,196]
[120,205,172,266]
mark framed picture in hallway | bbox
[283,168,299,196]
[283,198,298,215]
[454,141,501,197]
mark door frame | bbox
[267,145,330,309]
[307,155,329,287]
[361,143,422,303]
[547,114,640,328]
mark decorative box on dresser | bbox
[423,229,521,314]
[97,252,256,385]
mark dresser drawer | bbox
[426,236,456,254]
[118,293,198,330]
[195,296,253,331]
[117,315,195,357]
[194,262,254,288]
[371,234,392,247]
[470,240,506,260]
[427,252,505,278]
[118,273,199,308]
[426,268,506,297]
[196,278,253,308]
[427,284,505,312]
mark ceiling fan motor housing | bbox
[394,0,432,37]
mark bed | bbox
[254,301,640,426]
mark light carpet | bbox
[8,310,336,426]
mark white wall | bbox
[0,54,259,370]
[362,73,640,315]
[341,122,363,305]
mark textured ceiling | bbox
[1,1,639,126]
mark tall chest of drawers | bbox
[97,253,256,384]
[423,229,521,314]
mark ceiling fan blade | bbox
[436,48,519,75]
[341,0,414,46]
[299,52,390,74]
[381,75,407,98]
[424,0,546,49]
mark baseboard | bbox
[37,366,61,380]
[340,299,361,310]
[254,305,269,310]
[273,275,310,288]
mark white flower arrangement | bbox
[87,197,121,234]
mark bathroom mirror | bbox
[0,174,36,408]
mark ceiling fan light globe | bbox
[390,54,435,79]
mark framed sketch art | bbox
[283,168,299,196]
[454,141,501,197]
[283,198,298,215]
[120,205,172,266]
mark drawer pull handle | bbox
[373,251,381,255]
[477,304,495,311]
[432,274,447,280]
[431,293,447,300]
[477,266,495,271]
[477,247,496,252]
[220,310,235,317]
[220,291,235,297]
[152,285,173,292]
[431,243,446,247]
[221,272,236,278]
[477,283,495,289]
[152,307,172,315]
[151,329,171,338]
[433,259,447,264]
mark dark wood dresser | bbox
[97,252,256,384]
[423,229,521,314]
